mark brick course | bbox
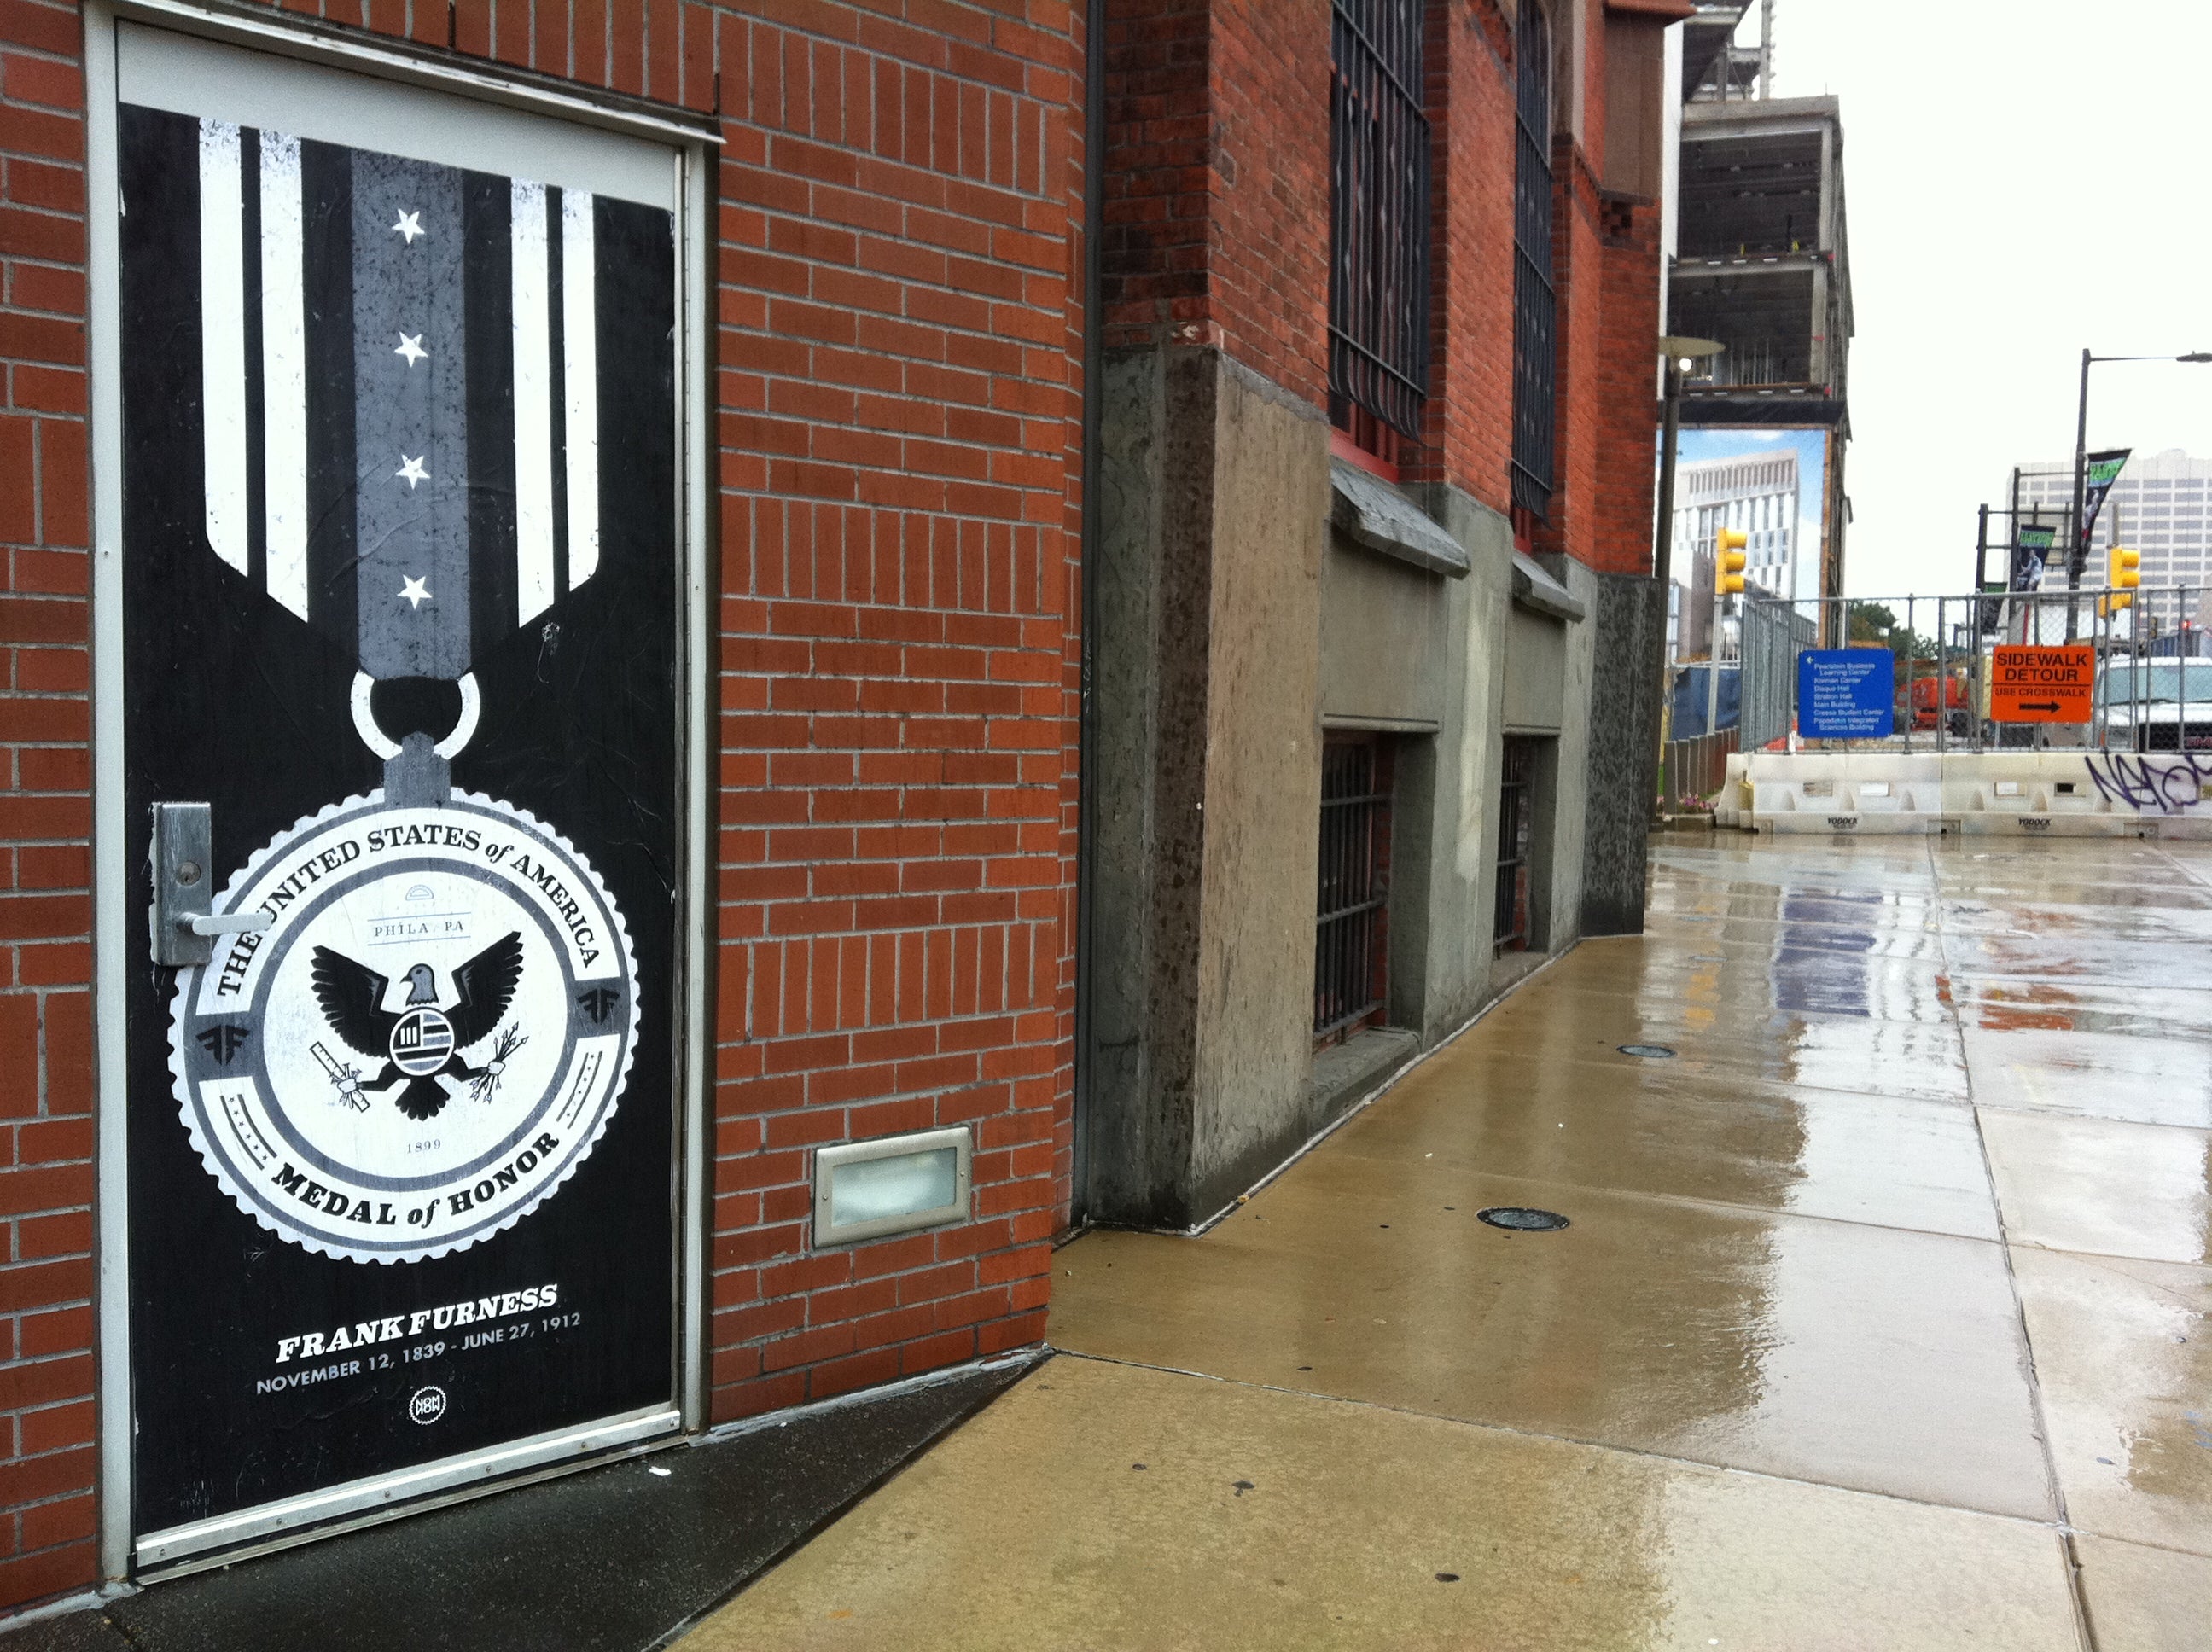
[1098,0,1329,408]
[1404,0,1516,513]
[1588,190,1663,575]
[0,0,94,1605]
[0,0,1086,1611]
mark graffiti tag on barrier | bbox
[2082,751,2212,816]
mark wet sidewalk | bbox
[690,834,2212,1650]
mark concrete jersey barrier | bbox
[1727,750,2212,838]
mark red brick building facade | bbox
[0,0,1673,1612]
[1078,0,1677,1224]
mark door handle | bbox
[185,913,273,937]
[151,802,268,966]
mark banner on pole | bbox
[2078,448,2133,556]
[2010,521,2058,593]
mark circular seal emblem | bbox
[409,1386,448,1425]
[169,788,640,1264]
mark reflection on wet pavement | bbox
[697,835,2212,1647]
[1950,976,2212,1040]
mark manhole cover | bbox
[1478,1207,1569,1232]
[1618,1043,1676,1059]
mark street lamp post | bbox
[2066,349,2212,638]
[1652,336,1724,818]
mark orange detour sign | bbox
[1990,644,2095,723]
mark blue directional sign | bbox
[1797,649,1895,740]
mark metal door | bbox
[92,18,706,1570]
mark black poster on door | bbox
[119,104,679,1539]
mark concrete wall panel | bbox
[1189,359,1329,1211]
[1580,573,1667,935]
[1085,346,1201,1225]
[1318,536,1447,728]
[1083,347,1325,1229]
[1541,557,1600,950]
[1414,486,1516,1041]
[1504,608,1569,734]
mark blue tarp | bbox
[1670,665,1740,740]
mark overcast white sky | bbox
[1751,0,2212,597]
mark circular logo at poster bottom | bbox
[169,790,640,1265]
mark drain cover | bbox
[1478,1207,1569,1232]
[1618,1043,1676,1059]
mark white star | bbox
[394,333,427,368]
[399,576,432,609]
[395,454,428,488]
[392,210,424,244]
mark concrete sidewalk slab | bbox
[1981,1112,2212,1264]
[1472,987,1973,1102]
[1962,1027,2212,1127]
[1051,1160,2052,1518]
[1339,1049,2001,1239]
[681,1356,2080,1652]
[2009,1247,2212,1557]
[2075,1536,2212,1652]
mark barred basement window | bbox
[1328,0,1431,442]
[1314,736,1393,1041]
[1511,3,1557,519]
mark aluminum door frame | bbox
[83,1,716,1580]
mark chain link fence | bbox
[1724,585,2212,756]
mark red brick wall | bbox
[0,0,1086,1612]
[0,0,96,1608]
[1099,0,1329,410]
[1534,135,1605,560]
[1405,0,1513,514]
[1528,1,1662,577]
[1588,193,1662,575]
[708,0,1081,1423]
[1097,0,1659,561]
[1398,0,1664,561]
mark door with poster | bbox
[104,22,700,1568]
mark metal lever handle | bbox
[153,802,261,966]
[184,913,272,937]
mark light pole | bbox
[2067,349,2212,637]
[1652,336,1724,817]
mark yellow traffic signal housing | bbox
[1716,527,1749,596]
[2104,545,2140,614]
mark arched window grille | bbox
[1511,4,1557,518]
[1328,0,1431,441]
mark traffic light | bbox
[2101,545,2140,617]
[1717,527,1749,596]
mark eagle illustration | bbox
[310,933,526,1120]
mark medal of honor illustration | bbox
[165,124,643,1263]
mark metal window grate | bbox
[1511,5,1556,519]
[1314,738,1391,1038]
[1329,0,1431,440]
[1494,738,1534,951]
